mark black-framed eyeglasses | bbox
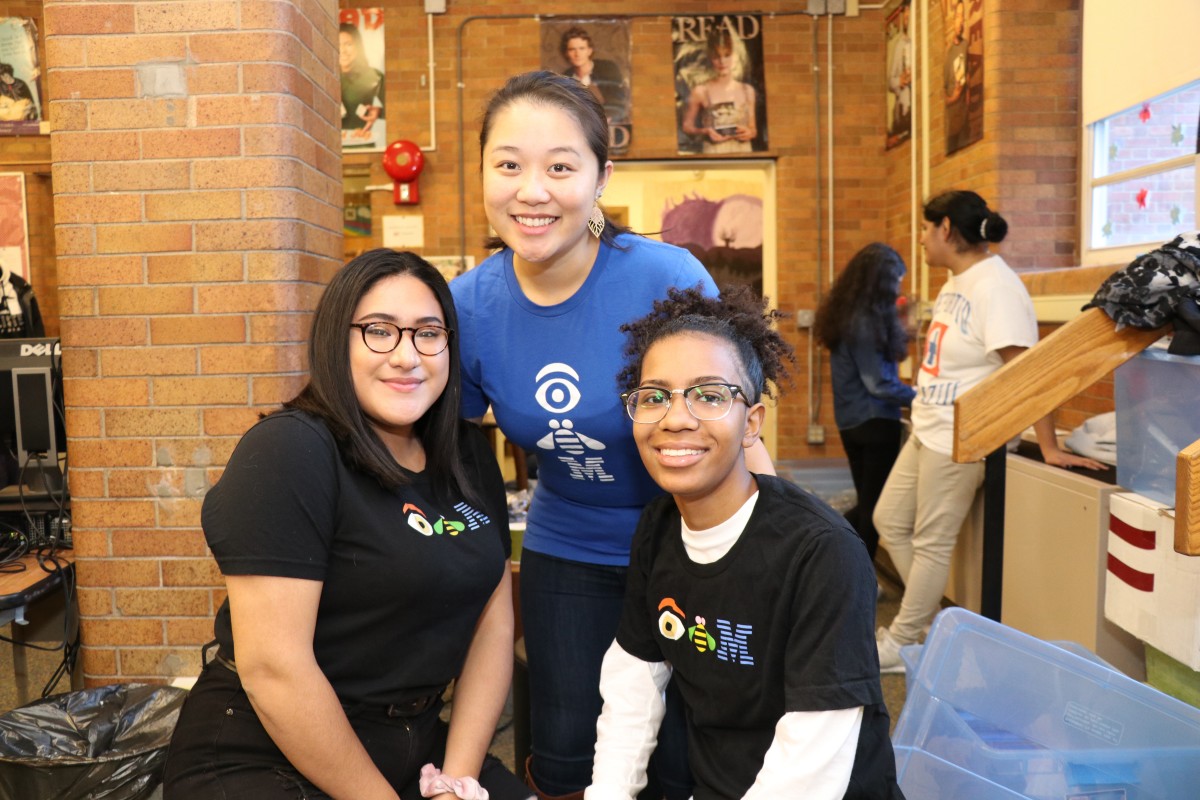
[349,322,453,356]
[621,383,750,424]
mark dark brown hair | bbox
[283,249,477,503]
[478,71,630,249]
[814,242,909,361]
[924,189,1008,250]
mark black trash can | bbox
[0,683,188,800]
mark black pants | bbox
[840,418,904,560]
[163,660,529,800]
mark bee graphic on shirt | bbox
[688,616,716,653]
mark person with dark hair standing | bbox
[338,22,384,142]
[164,250,529,800]
[452,71,772,800]
[872,191,1103,673]
[588,285,903,800]
[814,243,915,561]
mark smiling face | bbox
[564,37,593,69]
[338,31,357,73]
[482,99,612,275]
[632,332,764,529]
[349,273,449,457]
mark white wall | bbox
[1083,0,1200,123]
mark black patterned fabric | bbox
[1084,232,1200,354]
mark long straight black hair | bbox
[284,249,478,504]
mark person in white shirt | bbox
[872,190,1105,673]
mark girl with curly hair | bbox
[588,286,903,800]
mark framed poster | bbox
[943,0,984,155]
[0,172,30,280]
[885,0,912,150]
[0,17,43,136]
[339,8,386,152]
[672,14,768,156]
[540,19,632,155]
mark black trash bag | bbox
[0,683,188,800]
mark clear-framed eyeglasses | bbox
[621,383,750,424]
[349,322,453,356]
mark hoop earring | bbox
[588,203,605,239]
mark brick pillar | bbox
[44,0,342,685]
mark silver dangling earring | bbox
[588,202,605,239]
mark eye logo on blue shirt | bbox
[532,362,614,483]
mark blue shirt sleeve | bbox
[847,332,916,408]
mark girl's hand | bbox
[706,127,729,143]
[733,125,754,142]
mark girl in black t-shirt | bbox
[164,250,529,800]
[587,286,904,799]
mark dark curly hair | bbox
[617,284,795,404]
[814,242,909,361]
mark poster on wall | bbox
[0,18,43,136]
[0,173,30,280]
[943,0,984,155]
[540,19,632,155]
[656,178,764,295]
[339,8,386,153]
[885,0,912,150]
[672,14,768,156]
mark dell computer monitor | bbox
[0,337,67,496]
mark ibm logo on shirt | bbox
[656,597,755,666]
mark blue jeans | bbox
[521,550,692,798]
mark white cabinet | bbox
[1001,454,1145,679]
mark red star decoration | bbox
[1139,103,1151,123]
[1136,188,1149,209]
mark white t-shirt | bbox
[913,254,1037,456]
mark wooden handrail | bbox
[953,308,1166,462]
[952,307,1200,555]
[1179,440,1200,556]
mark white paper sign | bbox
[382,215,424,248]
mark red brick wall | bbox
[44,0,343,685]
[340,1,899,460]
[33,0,1106,686]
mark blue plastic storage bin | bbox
[893,608,1200,800]
[1114,346,1200,505]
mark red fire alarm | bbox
[382,140,425,205]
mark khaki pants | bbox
[873,434,985,644]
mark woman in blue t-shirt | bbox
[452,71,773,800]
